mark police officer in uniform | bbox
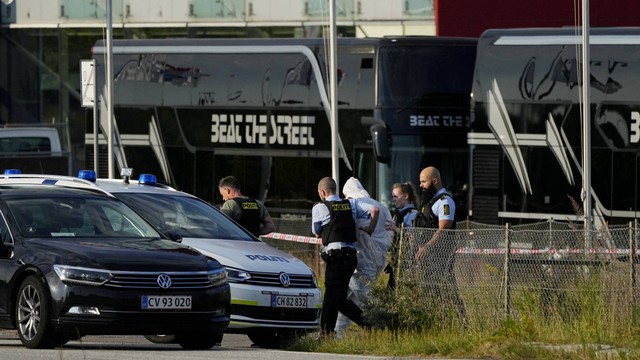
[384,182,420,290]
[312,177,379,335]
[416,166,456,254]
[218,175,276,237]
[415,166,467,325]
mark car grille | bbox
[105,271,213,289]
[245,271,315,288]
[232,305,320,322]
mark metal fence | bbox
[264,218,640,332]
[392,220,640,331]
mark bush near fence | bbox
[265,218,640,338]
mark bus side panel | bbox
[471,28,640,224]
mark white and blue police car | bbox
[78,169,321,348]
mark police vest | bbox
[393,205,417,227]
[320,199,357,246]
[416,193,457,230]
[232,197,261,237]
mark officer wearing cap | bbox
[312,177,378,335]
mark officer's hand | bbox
[416,245,427,261]
[384,221,396,232]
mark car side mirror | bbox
[164,229,183,242]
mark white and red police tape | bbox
[262,232,322,245]
[262,232,638,254]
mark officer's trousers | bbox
[321,248,363,334]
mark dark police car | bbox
[0,174,230,349]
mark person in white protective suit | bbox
[335,177,394,337]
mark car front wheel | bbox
[16,275,61,349]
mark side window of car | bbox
[102,207,124,232]
[0,212,13,244]
[101,207,142,236]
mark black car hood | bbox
[22,237,213,271]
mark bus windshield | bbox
[378,45,476,107]
[373,40,476,213]
[377,134,469,211]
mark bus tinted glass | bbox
[378,45,476,107]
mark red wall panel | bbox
[436,0,640,37]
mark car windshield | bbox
[8,196,161,238]
[114,193,255,241]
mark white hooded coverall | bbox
[335,177,394,335]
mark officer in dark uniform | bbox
[219,175,276,237]
[312,177,379,335]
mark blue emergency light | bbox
[138,174,157,185]
[4,169,21,174]
[77,170,97,182]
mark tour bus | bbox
[86,37,476,215]
[468,27,640,226]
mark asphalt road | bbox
[0,330,399,360]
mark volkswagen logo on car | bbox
[157,273,172,289]
[279,272,290,287]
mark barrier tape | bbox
[263,232,638,254]
[262,232,322,245]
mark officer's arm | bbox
[259,204,276,235]
[260,215,276,235]
[362,206,379,235]
[311,204,326,236]
[437,199,455,230]
[427,208,453,246]
[418,204,452,257]
[220,200,235,218]
[438,219,453,230]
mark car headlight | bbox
[208,268,228,287]
[53,265,113,286]
[311,272,319,288]
[225,267,251,283]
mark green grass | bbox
[288,324,640,359]
[286,270,640,359]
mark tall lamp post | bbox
[581,0,592,233]
[329,0,339,187]
[106,0,115,178]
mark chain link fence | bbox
[391,220,640,331]
[264,217,640,333]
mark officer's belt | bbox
[322,242,356,253]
